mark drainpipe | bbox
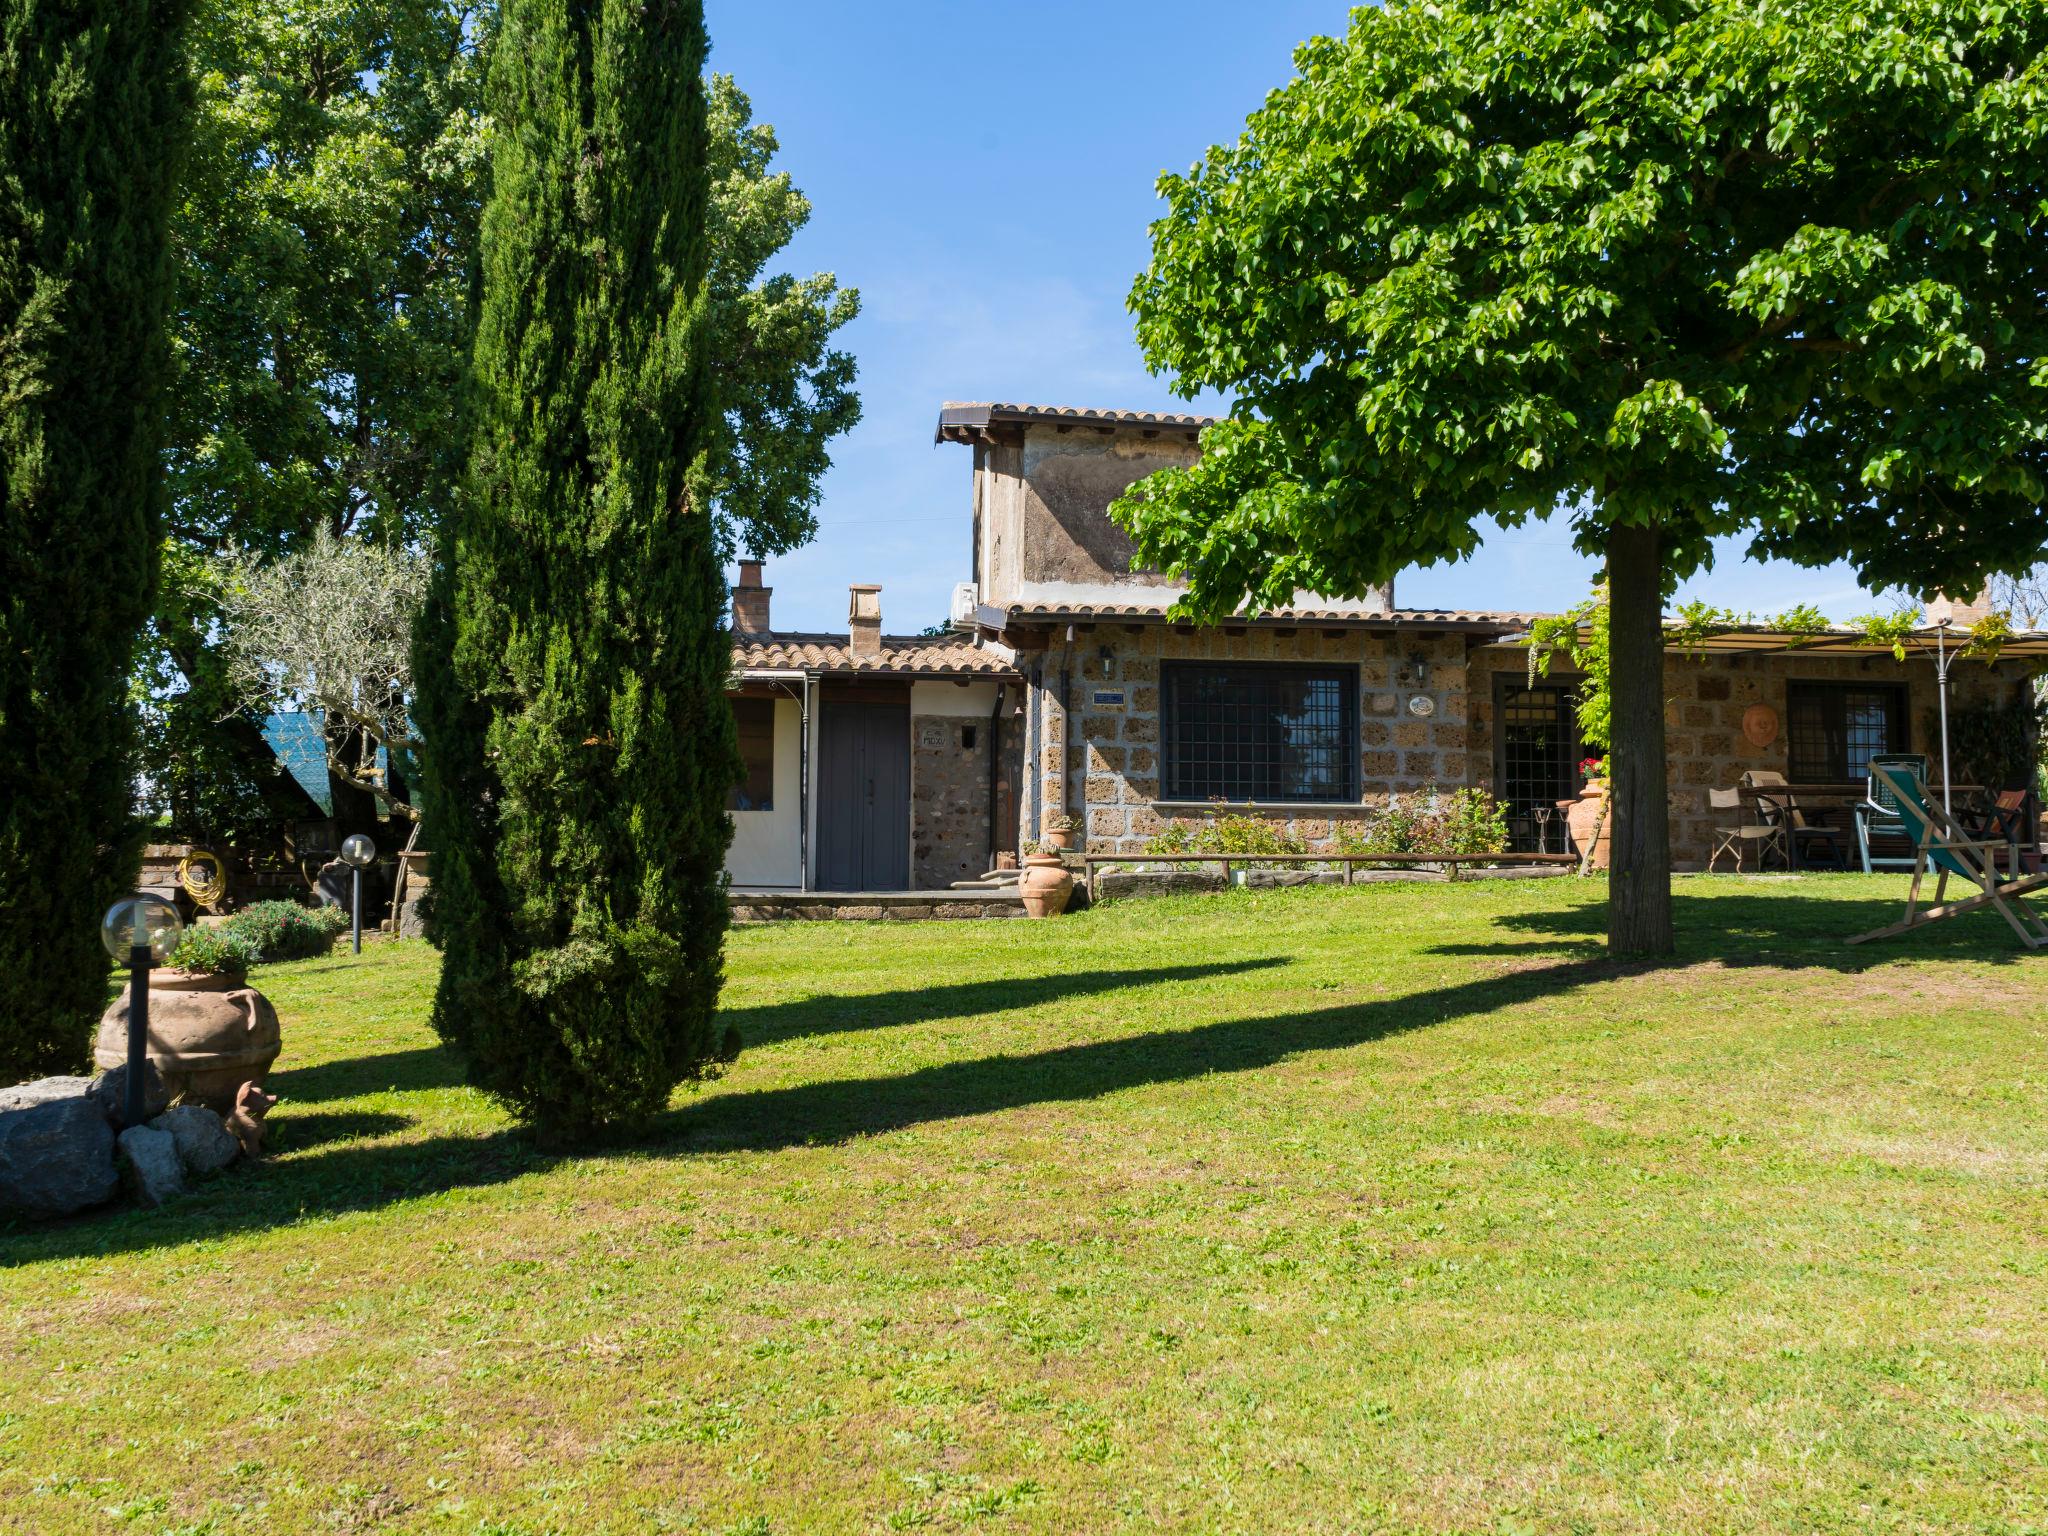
[799,671,814,891]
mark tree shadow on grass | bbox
[268,1045,470,1105]
[2,956,1606,1265]
[722,958,1289,1047]
[1427,885,2047,969]
[266,1109,414,1151]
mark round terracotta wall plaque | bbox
[1742,703,1779,749]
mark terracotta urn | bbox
[1019,852,1074,918]
[95,969,281,1115]
[1042,825,1075,852]
[1563,780,1611,871]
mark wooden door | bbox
[816,700,910,890]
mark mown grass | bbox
[3,875,2047,1534]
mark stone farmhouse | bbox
[725,401,2042,893]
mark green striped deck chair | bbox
[1848,762,2048,949]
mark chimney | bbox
[1927,588,1992,628]
[733,559,771,636]
[848,583,882,659]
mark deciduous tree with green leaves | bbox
[1113,0,2048,955]
[412,0,734,1142]
[148,0,856,840]
[1,0,191,1078]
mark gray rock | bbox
[87,1061,170,1128]
[0,1076,96,1112]
[117,1124,186,1207]
[0,1096,119,1218]
[151,1104,239,1175]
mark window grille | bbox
[1162,663,1357,803]
[1786,682,1905,781]
[1494,681,1581,852]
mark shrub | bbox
[1331,787,1511,860]
[1145,811,1309,858]
[169,925,261,977]
[220,900,348,963]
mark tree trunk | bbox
[1605,523,1675,956]
[325,717,381,847]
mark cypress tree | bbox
[0,0,191,1080]
[413,0,735,1140]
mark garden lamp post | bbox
[99,895,184,1127]
[340,833,376,954]
[1928,611,1959,819]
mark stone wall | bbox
[1467,644,2030,868]
[912,712,994,887]
[1023,626,2036,869]
[1026,625,1475,857]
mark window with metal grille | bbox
[729,697,776,811]
[1162,663,1358,803]
[1493,678,1582,852]
[1786,682,1906,781]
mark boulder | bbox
[85,1061,171,1129]
[152,1105,239,1175]
[0,1094,119,1218]
[0,1076,97,1112]
[117,1124,186,1207]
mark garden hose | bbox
[178,848,229,911]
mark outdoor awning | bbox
[1494,623,2048,660]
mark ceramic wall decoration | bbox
[1742,703,1780,750]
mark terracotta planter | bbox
[1562,780,1610,871]
[95,969,281,1115]
[1019,853,1074,918]
[1042,825,1075,852]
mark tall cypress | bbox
[0,0,190,1080]
[414,0,735,1140]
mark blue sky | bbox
[706,1,1884,635]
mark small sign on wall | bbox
[1091,689,1127,711]
[917,721,949,751]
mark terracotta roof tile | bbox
[733,631,1016,676]
[991,600,1546,630]
[936,401,1218,441]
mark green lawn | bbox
[4,876,2047,1534]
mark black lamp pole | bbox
[352,863,363,954]
[125,941,151,1127]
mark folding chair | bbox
[1707,787,1787,872]
[1847,762,2048,949]
[1856,753,1929,872]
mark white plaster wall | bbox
[909,680,1001,717]
[725,696,803,888]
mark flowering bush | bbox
[1579,755,1607,780]
[219,900,349,963]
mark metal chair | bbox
[1856,754,1930,872]
[1708,787,1787,872]
[1743,770,1848,870]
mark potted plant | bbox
[1018,840,1074,918]
[1042,810,1078,851]
[1564,755,1610,872]
[94,924,282,1115]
